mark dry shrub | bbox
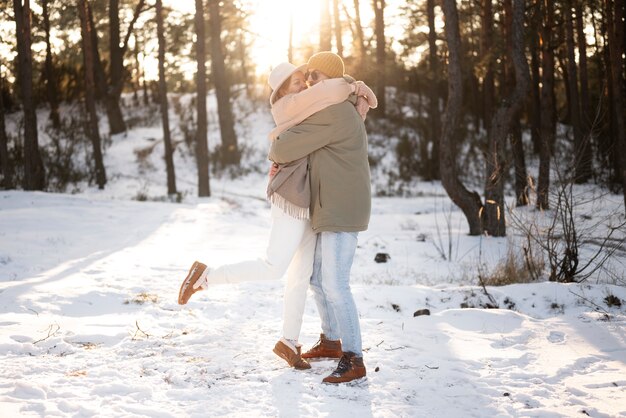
[481,244,545,286]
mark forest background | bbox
[1,0,626,283]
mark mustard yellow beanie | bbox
[307,51,345,78]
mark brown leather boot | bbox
[273,340,311,370]
[302,334,342,359]
[322,352,366,384]
[178,261,207,305]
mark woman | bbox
[177,61,376,370]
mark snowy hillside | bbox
[1,98,626,417]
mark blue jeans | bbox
[310,231,362,357]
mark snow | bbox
[1,97,626,417]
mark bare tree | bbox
[440,0,483,236]
[529,3,542,155]
[42,0,60,130]
[320,0,332,50]
[14,0,45,190]
[332,0,344,57]
[86,3,125,136]
[78,0,106,189]
[504,0,529,207]
[605,0,626,211]
[483,0,530,236]
[565,0,591,183]
[575,0,590,134]
[426,0,440,180]
[208,0,239,166]
[352,0,367,64]
[0,74,12,188]
[195,0,210,197]
[373,0,386,114]
[480,0,495,133]
[156,0,177,195]
[108,0,146,134]
[537,0,556,210]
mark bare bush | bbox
[510,167,626,283]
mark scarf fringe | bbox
[269,193,309,220]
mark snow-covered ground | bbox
[1,98,626,417]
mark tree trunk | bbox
[320,0,332,50]
[529,0,542,154]
[565,0,591,183]
[156,0,177,195]
[575,0,590,131]
[78,0,106,189]
[110,0,145,102]
[427,0,440,180]
[537,0,555,210]
[332,0,344,57]
[87,3,126,135]
[14,0,45,191]
[606,0,626,211]
[483,0,530,236]
[42,0,60,130]
[511,118,529,206]
[237,30,251,98]
[208,0,239,166]
[352,0,367,65]
[373,0,386,115]
[440,0,483,236]
[0,76,12,189]
[109,0,122,97]
[504,0,529,207]
[481,0,495,133]
[195,0,210,197]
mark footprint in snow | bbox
[547,331,565,343]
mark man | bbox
[268,51,372,384]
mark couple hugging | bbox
[178,51,377,384]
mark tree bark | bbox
[440,0,483,236]
[87,3,126,135]
[78,0,106,189]
[320,0,332,50]
[208,0,239,165]
[352,0,367,64]
[42,0,61,130]
[195,0,210,197]
[537,0,555,210]
[373,0,386,114]
[481,0,495,133]
[156,0,177,195]
[529,0,542,154]
[332,0,344,57]
[565,0,591,183]
[14,0,45,191]
[110,0,146,101]
[483,0,530,236]
[504,0,529,207]
[0,75,12,189]
[109,0,122,96]
[606,0,626,211]
[427,0,440,180]
[575,0,590,131]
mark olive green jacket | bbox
[268,99,371,233]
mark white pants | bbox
[206,205,316,341]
